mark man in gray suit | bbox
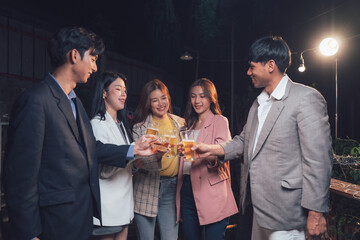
[194,36,333,240]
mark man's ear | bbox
[267,59,276,73]
[69,49,79,64]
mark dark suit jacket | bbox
[4,74,130,240]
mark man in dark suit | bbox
[3,27,156,240]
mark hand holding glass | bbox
[180,130,196,162]
[164,129,177,157]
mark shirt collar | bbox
[271,74,288,100]
[48,73,77,100]
[257,74,288,104]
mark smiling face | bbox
[73,49,98,84]
[103,78,127,115]
[149,89,169,119]
[190,86,211,117]
[247,61,270,89]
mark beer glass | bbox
[151,137,168,152]
[180,130,196,162]
[164,129,178,157]
[146,122,159,136]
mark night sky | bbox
[1,0,360,140]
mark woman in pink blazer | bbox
[176,78,238,240]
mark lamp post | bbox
[298,37,339,138]
[180,48,199,81]
[319,37,339,138]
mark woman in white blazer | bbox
[89,72,136,240]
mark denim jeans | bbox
[180,175,228,240]
[135,176,178,240]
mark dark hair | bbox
[90,71,127,120]
[90,72,133,141]
[184,78,222,129]
[90,72,132,179]
[48,27,105,68]
[248,36,291,73]
[131,79,172,130]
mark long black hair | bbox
[90,71,133,142]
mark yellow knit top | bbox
[153,116,180,177]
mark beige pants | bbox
[251,213,305,240]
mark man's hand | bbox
[192,142,225,158]
[306,211,329,240]
[134,135,158,156]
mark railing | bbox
[330,178,360,201]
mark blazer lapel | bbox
[251,101,284,160]
[251,80,292,160]
[105,112,128,145]
[46,76,81,143]
[196,111,213,143]
[247,103,259,160]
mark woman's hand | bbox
[206,156,219,168]
[133,159,143,169]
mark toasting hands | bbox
[134,135,159,156]
[191,142,225,158]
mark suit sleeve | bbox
[90,118,131,167]
[297,89,333,213]
[95,141,130,168]
[4,92,44,239]
[220,128,245,161]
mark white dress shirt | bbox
[252,75,288,154]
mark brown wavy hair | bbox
[184,78,221,129]
[131,79,172,130]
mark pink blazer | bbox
[176,111,238,225]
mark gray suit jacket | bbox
[221,79,333,230]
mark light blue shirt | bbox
[48,73,77,120]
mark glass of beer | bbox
[146,122,159,136]
[151,137,169,152]
[180,130,196,162]
[164,129,178,157]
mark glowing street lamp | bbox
[319,37,339,138]
[298,53,306,72]
[319,37,339,56]
[298,37,339,138]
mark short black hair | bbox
[248,36,291,73]
[48,27,105,68]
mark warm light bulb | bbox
[320,38,339,56]
[180,51,193,61]
[298,64,306,72]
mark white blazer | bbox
[91,111,134,226]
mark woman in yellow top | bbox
[130,79,185,240]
